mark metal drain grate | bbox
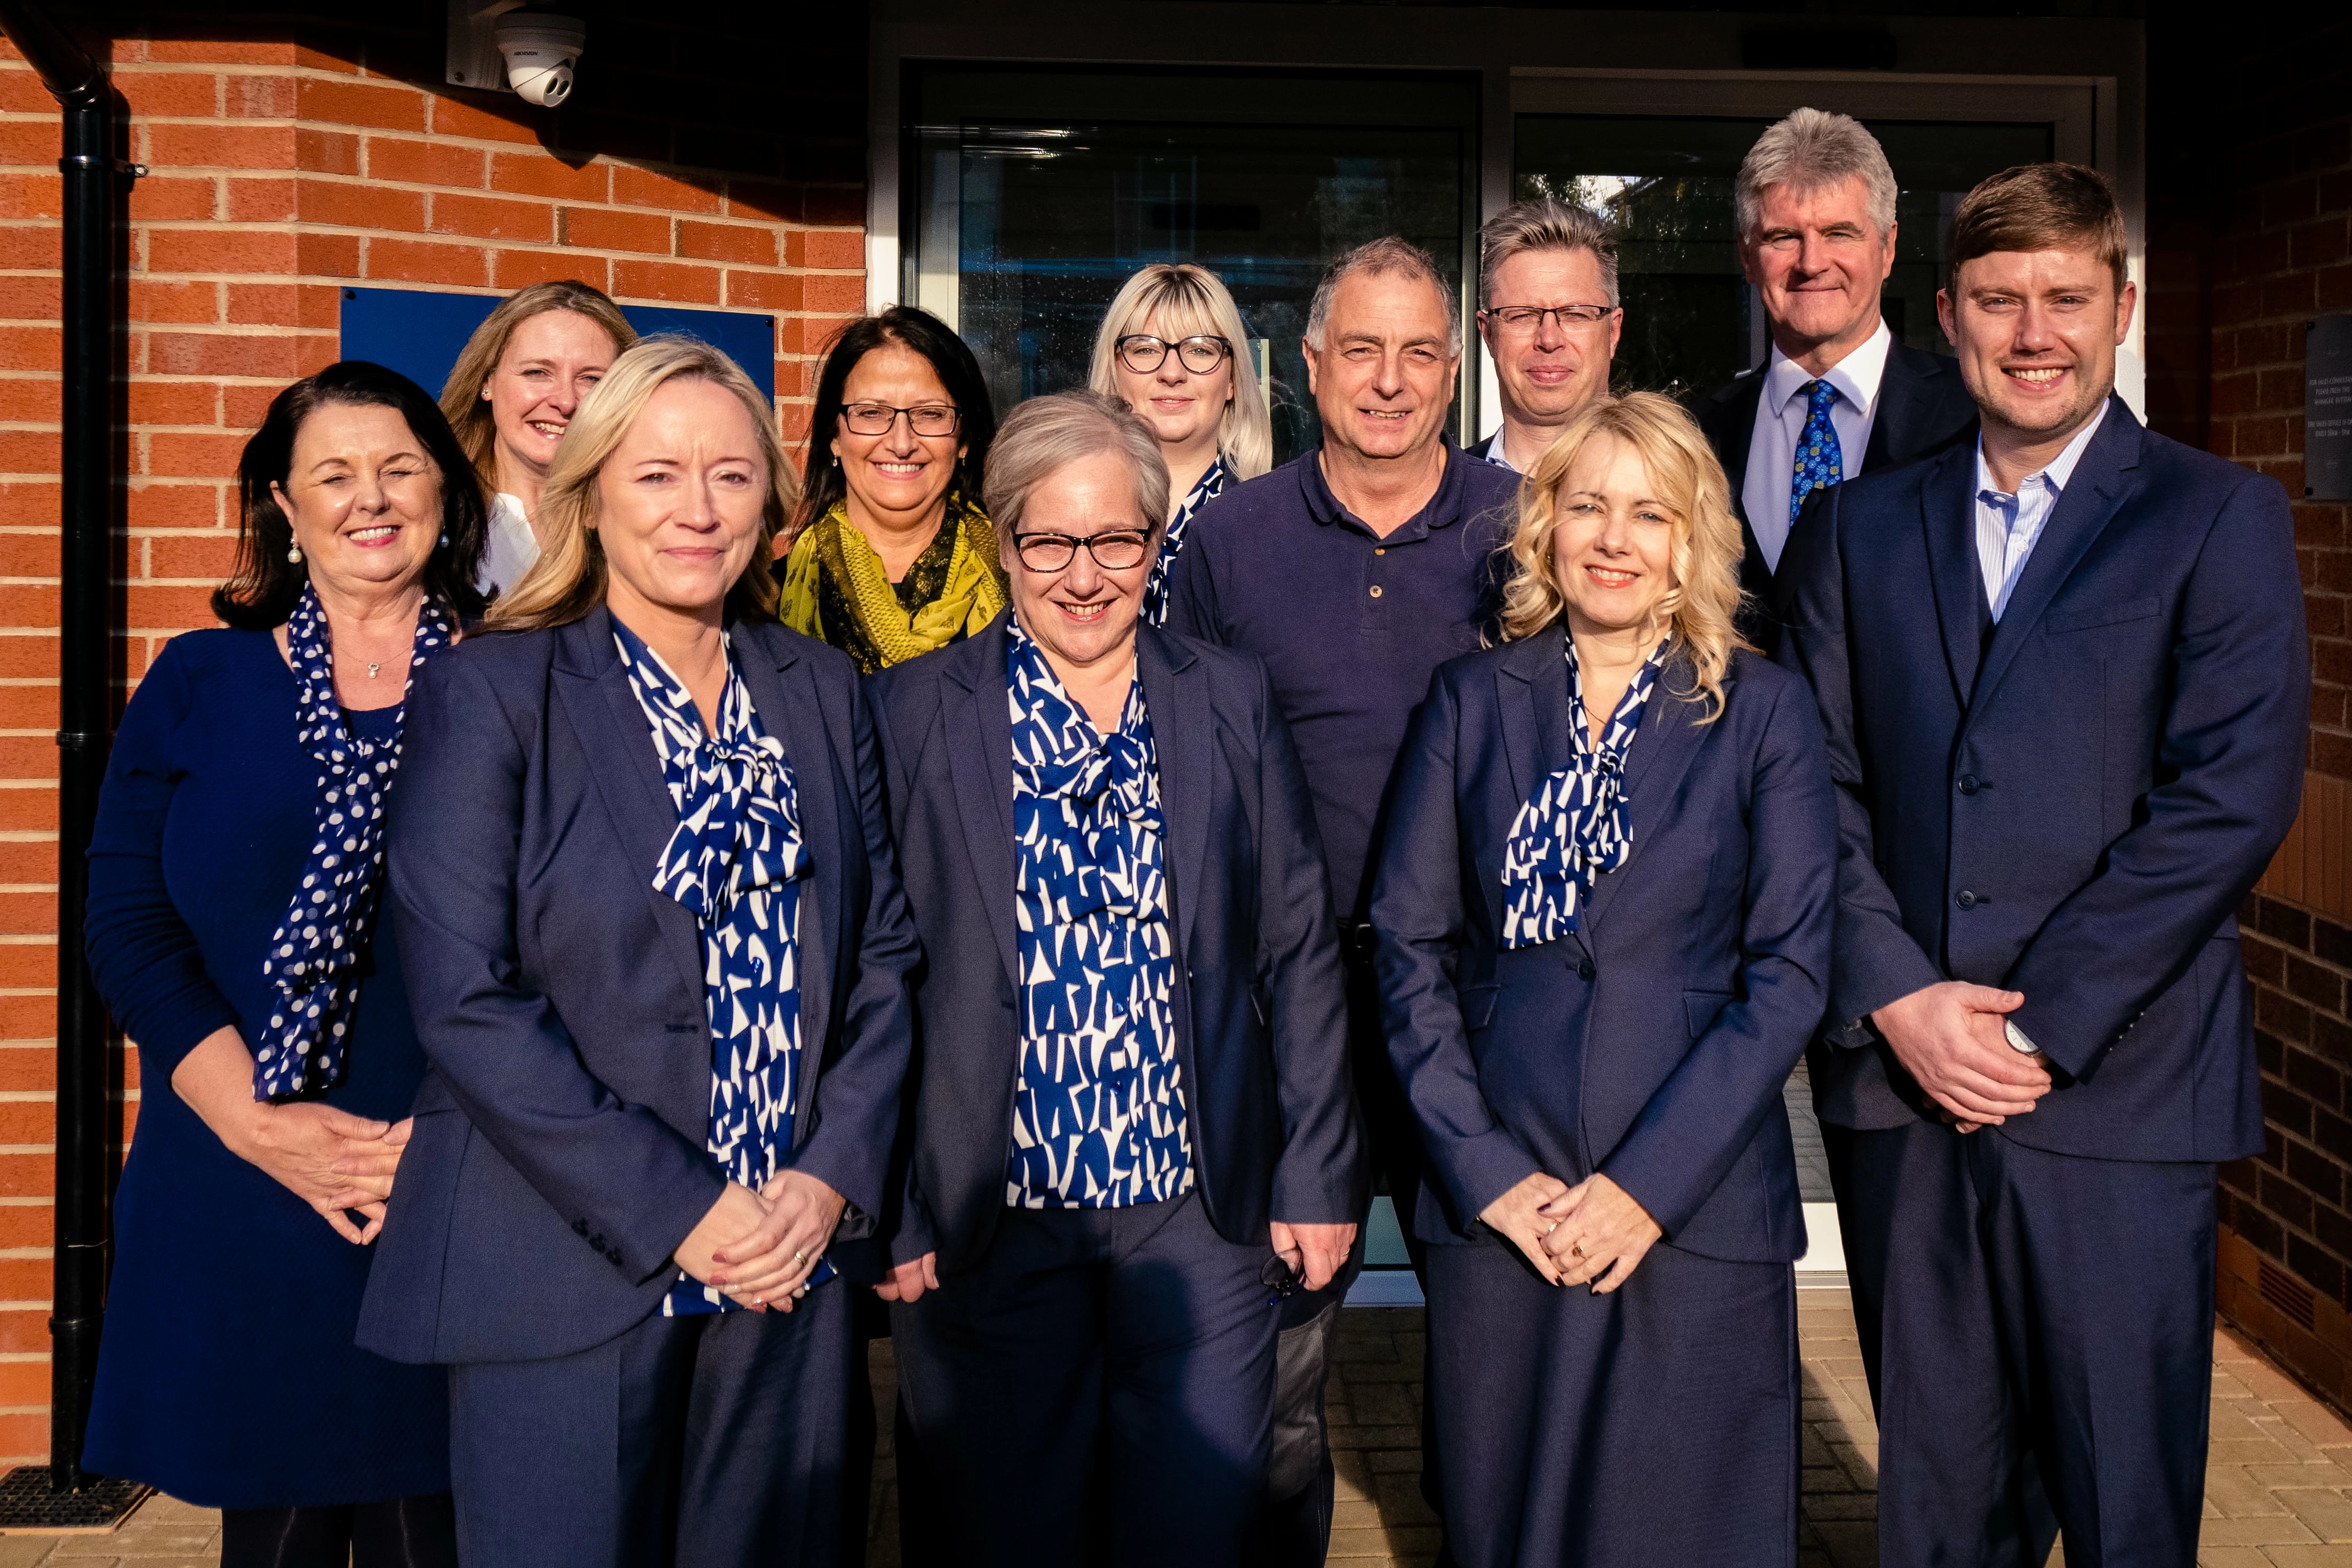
[0,1467,148,1533]
[2260,1258,2320,1332]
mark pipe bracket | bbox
[56,155,143,177]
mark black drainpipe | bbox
[0,0,132,1493]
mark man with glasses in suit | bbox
[1693,105,1976,651]
[1467,199,1622,473]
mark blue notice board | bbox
[337,287,776,403]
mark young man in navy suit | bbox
[1694,107,1977,650]
[1778,163,2307,1566]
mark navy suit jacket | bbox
[1369,631,1835,1263]
[358,607,920,1364]
[867,615,1363,1275]
[1693,337,1977,646]
[1776,399,2305,1161]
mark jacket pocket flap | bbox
[1459,982,1501,1031]
[2046,597,2160,635]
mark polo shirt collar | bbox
[1301,438,1471,542]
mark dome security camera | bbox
[494,11,584,108]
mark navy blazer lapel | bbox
[1579,648,1714,932]
[549,607,706,1010]
[1137,626,1212,955]
[1494,622,1569,807]
[1918,441,1985,706]
[1969,399,2145,716]
[942,619,1022,991]
[734,629,840,1123]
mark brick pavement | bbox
[13,1291,2352,1566]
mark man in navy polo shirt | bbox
[1169,235,1517,1565]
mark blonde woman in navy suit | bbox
[361,336,919,1568]
[1371,393,1834,1564]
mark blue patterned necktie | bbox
[1789,379,1844,523]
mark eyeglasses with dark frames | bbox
[1260,1252,1305,1304]
[839,401,961,438]
[1115,334,1233,375]
[1480,304,1616,334]
[1012,530,1154,574]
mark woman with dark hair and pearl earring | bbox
[82,361,484,1567]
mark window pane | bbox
[914,68,1477,462]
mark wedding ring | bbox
[1571,1242,1585,1258]
[792,1249,806,1265]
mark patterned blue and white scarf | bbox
[254,583,453,1101]
[610,623,811,1316]
[1142,454,1228,627]
[1005,619,1192,1208]
[1497,638,1670,949]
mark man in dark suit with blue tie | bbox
[1693,107,1977,651]
[1778,161,2307,1565]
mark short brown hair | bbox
[1945,163,2128,298]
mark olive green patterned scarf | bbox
[779,499,1008,674]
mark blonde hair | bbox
[1497,392,1748,721]
[485,334,800,632]
[438,280,638,489]
[1090,264,1273,482]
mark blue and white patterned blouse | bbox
[1005,619,1193,1208]
[1142,454,1229,627]
[612,622,811,1315]
[1497,637,1670,948]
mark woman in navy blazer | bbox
[1371,393,1834,1565]
[358,336,919,1568]
[868,390,1361,1566]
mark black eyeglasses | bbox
[1261,1252,1305,1303]
[1480,304,1615,334]
[1012,530,1153,573]
[1116,334,1232,375]
[840,401,960,437]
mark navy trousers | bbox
[446,1284,853,1568]
[891,1192,1279,1567]
[1840,1122,2216,1568]
[1425,1232,1798,1567]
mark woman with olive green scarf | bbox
[783,308,1008,676]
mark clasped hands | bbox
[675,1169,845,1312]
[1482,1171,1661,1292]
[1870,980,2051,1133]
[871,1218,1360,1309]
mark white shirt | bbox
[1973,403,2109,622]
[1742,319,1895,573]
[477,490,538,598]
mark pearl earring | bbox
[438,531,449,548]
[287,543,303,565]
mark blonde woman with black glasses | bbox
[1090,263,1271,624]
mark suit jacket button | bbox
[1577,958,1595,981]
[1955,890,1978,909]
[1957,774,1980,795]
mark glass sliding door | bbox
[1514,115,2054,399]
[908,66,1480,459]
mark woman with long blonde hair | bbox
[362,334,920,1568]
[437,279,636,597]
[1369,392,1835,1565]
[1088,262,1271,623]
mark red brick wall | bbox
[2145,12,2352,1410]
[0,6,865,1462]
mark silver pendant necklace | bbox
[366,661,381,679]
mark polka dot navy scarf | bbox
[255,583,453,1101]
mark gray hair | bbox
[1478,198,1621,309]
[1305,236,1462,358]
[983,389,1171,540]
[1734,107,1899,241]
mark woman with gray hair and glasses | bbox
[867,388,1361,1566]
[1089,263,1273,623]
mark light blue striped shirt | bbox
[1973,404,2108,621]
